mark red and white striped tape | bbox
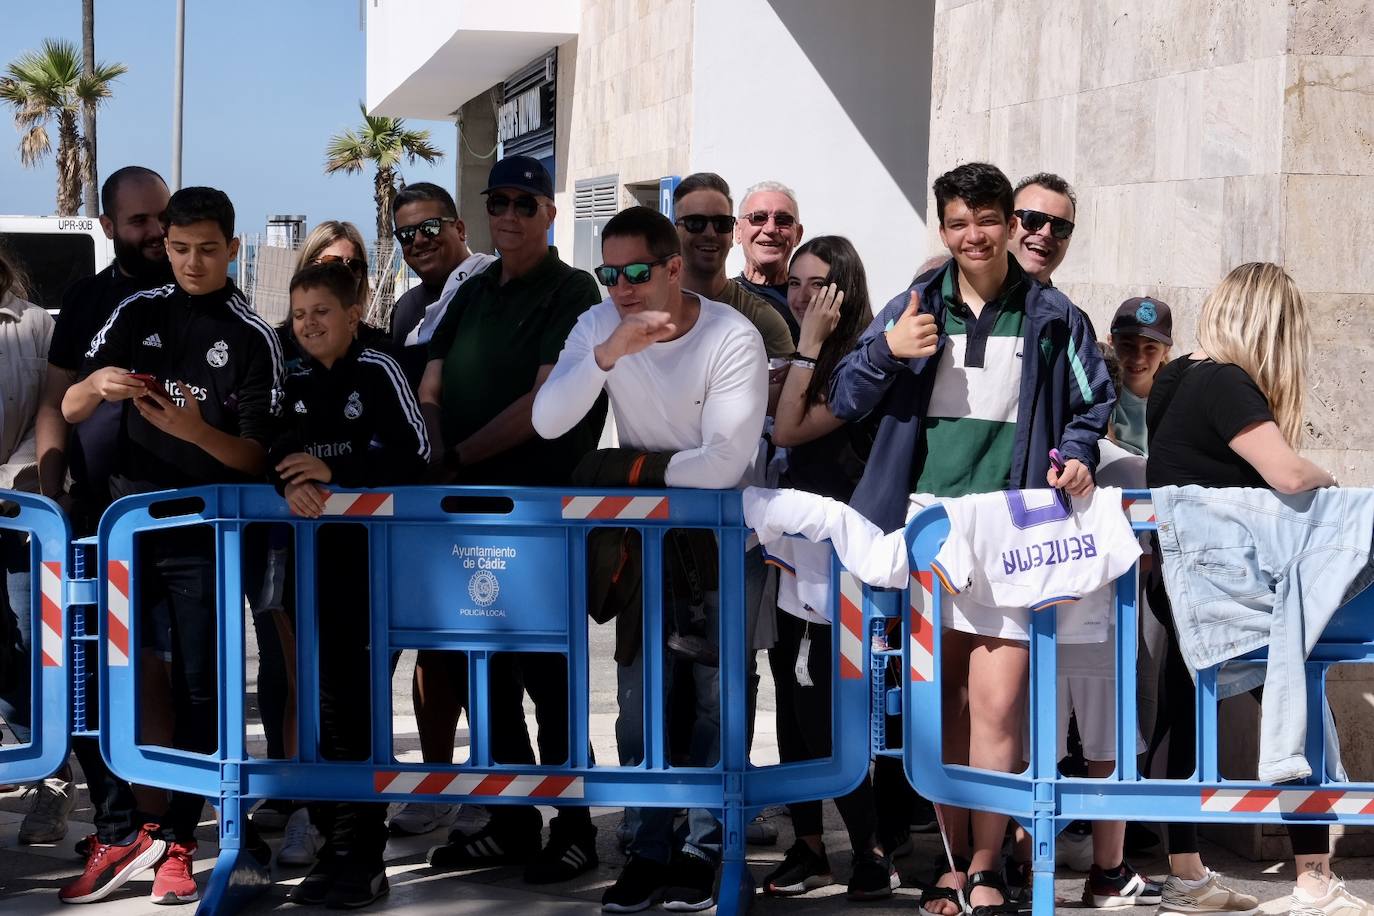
[909,570,935,682]
[322,492,394,516]
[561,495,669,520]
[1201,788,1374,815]
[1123,497,1156,525]
[373,770,583,799]
[837,571,865,680]
[107,560,130,667]
[40,560,62,668]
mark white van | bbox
[0,215,115,313]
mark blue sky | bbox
[0,0,455,243]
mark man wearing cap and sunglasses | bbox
[419,155,607,884]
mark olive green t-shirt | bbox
[428,247,606,485]
[715,278,794,359]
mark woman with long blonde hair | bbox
[1145,262,1357,915]
[295,220,372,310]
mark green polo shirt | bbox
[428,246,605,485]
[913,258,1028,497]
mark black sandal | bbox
[919,856,970,915]
[967,870,1019,916]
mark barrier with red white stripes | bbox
[908,570,935,683]
[0,490,74,788]
[89,484,872,916]
[106,559,131,667]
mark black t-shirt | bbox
[80,280,284,488]
[1145,357,1273,489]
[50,262,174,513]
[780,420,876,504]
[735,274,799,342]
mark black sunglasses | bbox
[394,217,455,246]
[313,254,367,278]
[1014,208,1074,240]
[485,193,542,218]
[676,214,736,234]
[742,210,796,229]
[594,256,672,287]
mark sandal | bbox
[967,869,1019,916]
[919,857,970,915]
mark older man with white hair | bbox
[734,179,804,340]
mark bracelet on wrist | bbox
[790,356,817,370]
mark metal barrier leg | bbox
[197,786,270,915]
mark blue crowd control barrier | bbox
[895,489,1374,914]
[0,491,73,785]
[95,484,875,915]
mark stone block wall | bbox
[552,0,694,246]
[929,0,1374,482]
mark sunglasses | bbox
[742,210,797,229]
[594,256,672,287]
[485,193,542,218]
[394,217,455,247]
[1014,208,1075,240]
[676,214,736,234]
[313,254,367,278]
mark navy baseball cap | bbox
[1111,296,1173,346]
[483,155,554,199]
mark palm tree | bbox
[0,38,126,215]
[324,102,444,246]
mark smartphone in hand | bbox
[126,372,171,401]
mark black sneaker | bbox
[426,821,541,870]
[1004,858,1032,906]
[1082,862,1163,908]
[662,852,717,912]
[847,850,898,901]
[289,854,345,906]
[910,794,939,833]
[324,858,389,910]
[523,820,599,884]
[764,841,833,896]
[602,856,669,913]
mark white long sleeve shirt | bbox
[532,295,767,489]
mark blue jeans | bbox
[616,591,721,865]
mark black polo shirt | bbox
[427,247,604,486]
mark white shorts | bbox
[1058,675,1146,763]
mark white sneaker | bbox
[1291,877,1374,915]
[387,802,461,836]
[277,807,324,867]
[1055,823,1093,873]
[1159,869,1261,915]
[18,768,77,844]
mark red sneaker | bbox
[58,824,167,904]
[150,841,199,904]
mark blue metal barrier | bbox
[94,484,875,914]
[0,492,73,785]
[892,489,1374,914]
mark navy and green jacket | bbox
[827,258,1115,533]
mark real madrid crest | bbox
[206,339,229,368]
[344,391,363,420]
[1135,300,1157,325]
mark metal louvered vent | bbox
[575,176,619,219]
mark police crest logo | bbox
[468,569,500,607]
[206,339,229,368]
[344,391,363,420]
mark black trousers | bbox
[769,611,878,853]
[311,525,388,862]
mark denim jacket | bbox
[1152,485,1374,783]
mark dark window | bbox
[0,232,97,311]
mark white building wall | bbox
[689,0,936,307]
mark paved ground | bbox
[2,620,1373,912]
